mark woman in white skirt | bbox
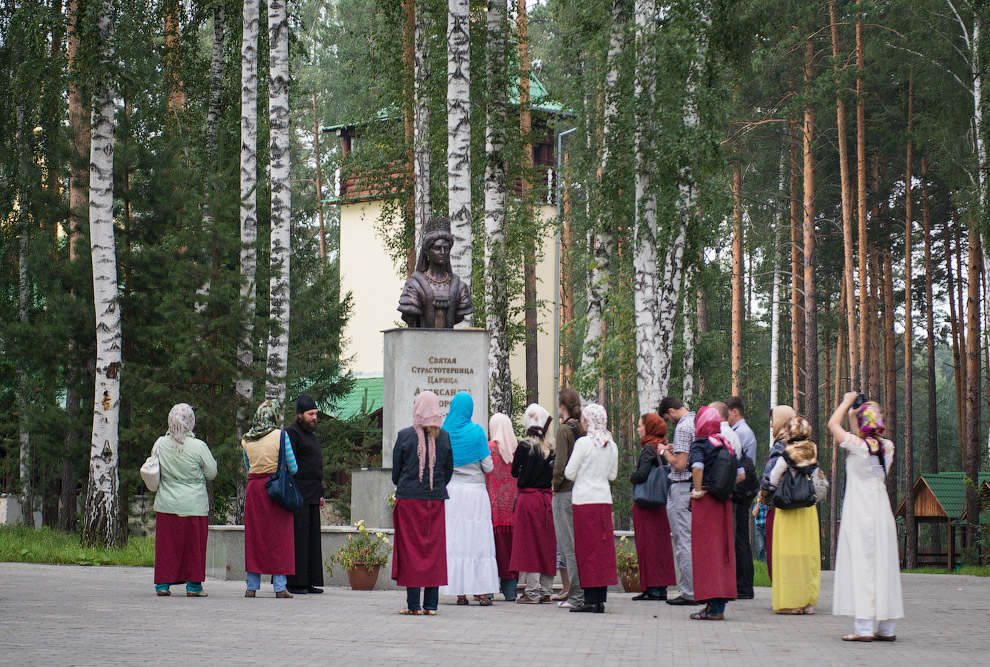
[440,391,499,605]
[827,392,904,642]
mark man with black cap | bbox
[285,394,325,595]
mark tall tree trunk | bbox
[265,0,291,402]
[447,0,472,302]
[682,265,695,407]
[517,0,538,403]
[414,0,432,245]
[82,0,123,547]
[655,0,710,398]
[946,212,965,437]
[903,78,916,567]
[198,2,226,309]
[789,114,804,413]
[770,152,786,411]
[484,0,511,415]
[802,40,819,442]
[830,0,860,390]
[164,0,187,112]
[731,163,744,397]
[581,0,625,374]
[403,0,415,274]
[61,0,89,531]
[964,225,982,543]
[16,102,34,527]
[830,280,847,567]
[560,151,575,387]
[869,157,883,400]
[633,0,660,414]
[922,157,940,555]
[313,93,326,262]
[881,249,897,507]
[856,0,869,388]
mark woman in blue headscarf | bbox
[439,392,499,606]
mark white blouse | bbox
[563,435,618,505]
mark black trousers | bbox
[287,503,324,588]
[734,501,754,597]
[583,586,608,605]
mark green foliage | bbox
[0,526,154,567]
[325,520,391,576]
[615,534,638,578]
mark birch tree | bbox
[414,0,432,245]
[83,0,123,547]
[681,265,695,407]
[447,0,472,300]
[16,100,34,527]
[237,0,260,430]
[265,0,291,402]
[484,0,511,415]
[197,2,226,309]
[632,0,661,414]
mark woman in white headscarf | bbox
[152,404,218,597]
[509,404,557,604]
[564,403,618,613]
[486,413,520,601]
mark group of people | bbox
[150,385,904,642]
[151,395,326,598]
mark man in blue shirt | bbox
[727,396,757,599]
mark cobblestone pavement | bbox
[0,563,986,666]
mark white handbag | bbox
[140,445,160,492]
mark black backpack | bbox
[702,447,736,502]
[732,455,760,506]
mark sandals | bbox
[423,610,437,616]
[689,610,724,620]
[873,634,896,642]
[841,634,873,642]
[456,596,469,606]
[186,591,208,597]
[802,605,815,615]
[156,590,171,597]
[478,596,493,606]
[399,609,422,615]
[776,607,805,615]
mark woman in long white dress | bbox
[827,392,904,642]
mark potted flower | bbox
[326,520,392,590]
[616,536,640,592]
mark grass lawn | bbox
[902,565,990,577]
[754,559,770,587]
[0,525,154,567]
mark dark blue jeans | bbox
[406,586,439,611]
[500,577,518,601]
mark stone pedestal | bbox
[349,467,394,529]
[381,327,490,467]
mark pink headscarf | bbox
[413,391,444,489]
[695,406,736,457]
[489,413,518,465]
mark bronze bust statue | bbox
[397,217,474,328]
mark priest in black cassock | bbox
[286,394,326,594]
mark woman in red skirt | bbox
[510,404,557,603]
[628,413,676,601]
[391,390,454,615]
[563,403,618,613]
[241,400,297,598]
[688,406,745,620]
[153,403,217,597]
[486,412,519,601]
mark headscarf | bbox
[640,413,667,452]
[783,416,818,469]
[695,405,735,456]
[855,401,887,470]
[489,412,518,465]
[442,392,490,467]
[243,399,284,442]
[771,404,796,443]
[523,404,553,438]
[582,403,614,448]
[166,403,195,448]
[413,391,444,489]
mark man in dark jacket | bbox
[286,394,325,595]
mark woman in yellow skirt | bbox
[767,416,821,614]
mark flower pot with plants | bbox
[326,520,392,590]
[616,535,640,592]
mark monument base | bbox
[350,467,394,529]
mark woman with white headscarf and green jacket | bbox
[153,403,218,597]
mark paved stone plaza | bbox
[0,562,986,666]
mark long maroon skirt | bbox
[691,494,737,601]
[766,507,775,582]
[510,488,557,576]
[631,504,677,589]
[244,473,295,575]
[494,527,516,580]
[573,503,618,588]
[154,513,208,584]
[391,498,448,587]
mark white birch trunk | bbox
[770,153,786,410]
[237,0,260,432]
[654,1,711,398]
[414,1,432,246]
[83,0,122,546]
[633,0,660,415]
[265,0,291,402]
[484,0,510,414]
[681,265,695,407]
[580,0,624,371]
[16,102,34,527]
[447,0,472,305]
[972,19,990,463]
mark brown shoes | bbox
[186,591,208,597]
[841,634,873,642]
[873,634,896,642]
[245,590,256,598]
[276,590,293,598]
